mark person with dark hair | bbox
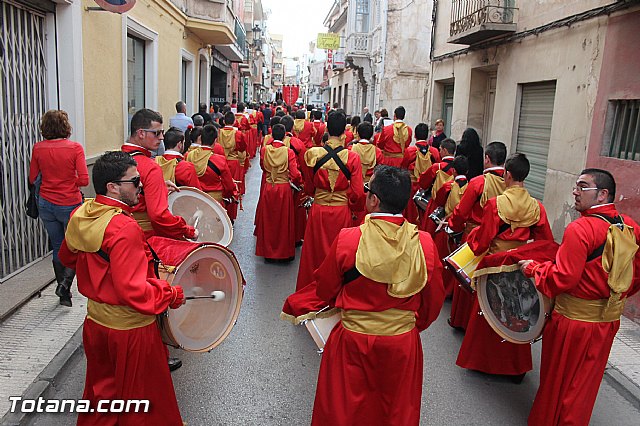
[29,109,89,307]
[262,102,272,135]
[457,153,554,382]
[520,168,640,425]
[457,128,484,179]
[248,106,260,158]
[311,110,326,146]
[374,108,389,134]
[155,127,202,189]
[185,124,237,206]
[254,124,303,261]
[349,116,361,142]
[280,115,308,244]
[58,151,185,425]
[293,109,316,148]
[275,109,286,117]
[446,141,507,330]
[286,109,365,293]
[401,123,442,225]
[122,108,196,244]
[169,101,193,132]
[216,112,247,221]
[429,118,447,149]
[378,106,413,167]
[192,102,212,125]
[349,121,383,224]
[310,165,445,425]
[343,116,355,145]
[417,138,457,232]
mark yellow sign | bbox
[316,33,341,50]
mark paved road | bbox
[28,157,640,425]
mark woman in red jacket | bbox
[29,110,88,307]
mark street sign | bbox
[316,33,340,50]
[94,0,136,14]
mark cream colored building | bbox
[270,34,284,94]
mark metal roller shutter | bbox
[515,81,556,200]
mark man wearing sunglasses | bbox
[311,165,445,425]
[519,168,640,426]
[122,108,197,242]
[59,151,185,425]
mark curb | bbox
[0,325,84,426]
[604,364,640,409]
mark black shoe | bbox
[295,240,303,247]
[447,318,465,332]
[168,357,182,372]
[510,373,526,384]
[56,267,75,307]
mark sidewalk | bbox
[1,277,639,424]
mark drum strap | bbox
[442,159,453,173]
[313,146,351,180]
[207,160,222,177]
[343,265,362,284]
[586,214,623,262]
[93,245,162,279]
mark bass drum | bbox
[476,270,552,344]
[168,186,233,246]
[150,237,244,352]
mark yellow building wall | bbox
[81,0,206,157]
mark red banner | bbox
[282,85,300,105]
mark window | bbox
[127,35,145,119]
[355,0,370,33]
[180,49,195,113]
[442,84,454,137]
[604,99,640,161]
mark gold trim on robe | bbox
[413,150,433,182]
[155,157,177,183]
[554,293,626,323]
[351,143,377,178]
[264,144,290,184]
[480,172,506,207]
[496,186,540,231]
[218,128,240,160]
[341,308,416,335]
[185,147,212,177]
[392,122,409,154]
[65,199,123,253]
[87,300,156,330]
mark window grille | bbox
[606,99,640,161]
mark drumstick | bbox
[185,291,226,301]
[192,209,203,228]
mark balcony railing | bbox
[449,0,517,45]
[346,32,370,56]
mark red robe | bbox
[311,216,445,426]
[344,129,354,145]
[312,121,326,146]
[295,139,365,291]
[121,143,195,240]
[447,168,505,330]
[348,140,384,225]
[294,120,317,148]
[402,141,441,225]
[418,157,455,231]
[255,141,302,259]
[161,151,202,189]
[58,195,182,426]
[378,120,413,167]
[527,204,640,426]
[218,126,247,220]
[285,133,308,244]
[189,147,237,200]
[455,193,554,375]
[234,113,252,156]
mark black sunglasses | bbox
[364,182,378,198]
[140,128,164,137]
[113,175,141,188]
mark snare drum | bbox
[476,270,552,344]
[413,189,431,211]
[303,310,341,353]
[168,187,233,246]
[443,243,486,292]
[149,237,245,352]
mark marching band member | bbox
[155,127,202,189]
[121,109,196,241]
[401,123,441,225]
[255,124,302,261]
[311,110,326,146]
[311,166,445,426]
[446,141,507,330]
[59,152,184,425]
[377,106,412,167]
[185,124,237,206]
[520,168,640,426]
[456,153,554,381]
[281,115,308,246]
[417,138,457,231]
[294,110,364,291]
[293,109,316,148]
[349,121,383,225]
[218,112,248,221]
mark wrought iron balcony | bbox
[448,0,517,45]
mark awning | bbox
[185,17,235,46]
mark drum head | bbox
[168,187,233,246]
[163,245,243,352]
[476,270,550,344]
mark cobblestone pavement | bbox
[0,283,86,417]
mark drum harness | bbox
[585,214,624,262]
[94,241,164,280]
[313,145,351,180]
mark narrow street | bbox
[30,157,640,425]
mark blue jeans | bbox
[38,197,81,262]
